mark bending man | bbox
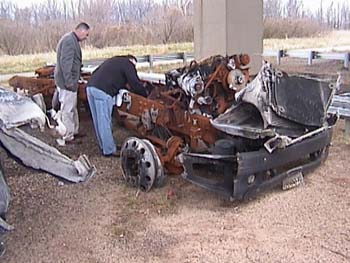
[86,55,147,157]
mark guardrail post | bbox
[344,53,349,69]
[308,51,315,65]
[345,119,350,138]
[148,54,154,69]
[181,52,187,64]
[276,50,283,65]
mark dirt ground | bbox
[1,59,350,263]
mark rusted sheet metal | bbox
[9,76,55,96]
[35,65,55,77]
[117,92,218,149]
[9,65,91,103]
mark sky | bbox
[5,0,349,10]
[293,0,346,10]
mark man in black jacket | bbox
[86,55,147,157]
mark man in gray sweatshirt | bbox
[54,22,90,146]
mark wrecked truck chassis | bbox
[9,55,250,177]
[8,56,335,200]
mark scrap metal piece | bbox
[212,62,335,139]
[121,137,164,191]
[0,127,95,183]
[282,170,304,190]
[0,86,96,183]
[0,88,46,130]
[264,135,292,153]
[0,158,13,259]
[0,163,12,232]
[227,69,246,91]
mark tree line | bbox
[264,0,350,29]
[264,0,350,38]
[0,0,193,55]
[0,0,349,55]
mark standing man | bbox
[86,55,147,157]
[54,22,90,146]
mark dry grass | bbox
[264,30,350,51]
[0,42,193,74]
[0,52,55,75]
[1,30,350,74]
[83,42,193,61]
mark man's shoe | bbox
[103,150,120,158]
[56,138,65,146]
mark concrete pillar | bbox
[194,0,263,74]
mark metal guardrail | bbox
[263,49,350,69]
[83,49,349,70]
[328,93,350,138]
[137,52,194,67]
[83,52,195,69]
[328,93,350,117]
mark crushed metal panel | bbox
[0,86,96,183]
[271,75,332,126]
[0,128,95,183]
[239,63,334,128]
[0,162,12,231]
[212,63,335,139]
[0,88,46,130]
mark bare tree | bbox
[0,20,29,55]
[264,0,283,19]
[285,0,303,18]
[340,2,350,29]
[174,0,192,16]
[0,1,14,19]
[145,5,183,44]
[80,0,116,24]
[316,0,324,24]
[4,0,350,55]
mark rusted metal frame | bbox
[116,90,218,172]
[158,91,184,110]
[9,76,55,96]
[161,112,217,148]
[204,64,227,91]
[162,136,183,163]
[156,136,183,174]
[35,66,55,77]
[119,116,183,174]
[117,92,217,146]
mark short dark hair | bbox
[127,54,137,63]
[75,22,90,31]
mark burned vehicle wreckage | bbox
[8,54,336,200]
